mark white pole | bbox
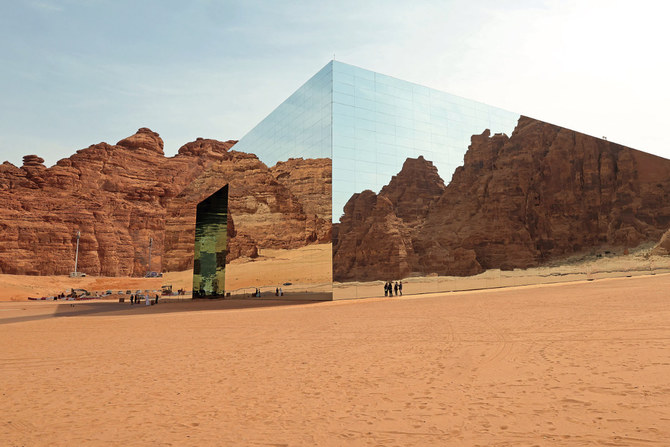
[74,230,80,275]
[147,237,153,275]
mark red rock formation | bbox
[162,151,332,272]
[417,116,670,274]
[116,128,164,154]
[334,116,670,281]
[651,229,670,255]
[332,157,445,281]
[270,158,332,243]
[0,130,332,276]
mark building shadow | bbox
[0,298,321,325]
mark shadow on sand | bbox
[0,298,321,325]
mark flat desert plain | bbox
[2,275,670,446]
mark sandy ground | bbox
[0,244,333,301]
[0,273,164,301]
[2,274,670,446]
[5,245,669,303]
[162,244,334,296]
[335,252,670,299]
[226,244,332,293]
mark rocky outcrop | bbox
[332,157,445,281]
[333,116,670,281]
[652,229,670,255]
[162,152,332,271]
[0,129,332,276]
[116,127,164,154]
[270,158,332,243]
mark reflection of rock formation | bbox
[333,157,445,281]
[163,155,332,272]
[0,130,331,276]
[333,116,670,282]
[651,228,670,255]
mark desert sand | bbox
[6,244,670,303]
[2,274,670,445]
[0,272,164,301]
[0,244,333,302]
[335,248,670,299]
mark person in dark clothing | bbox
[384,282,388,296]
[399,281,403,296]
[394,282,399,296]
[130,294,134,305]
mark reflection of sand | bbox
[164,244,333,299]
[2,274,670,445]
[0,244,333,302]
[0,274,163,301]
[335,250,670,299]
[5,245,669,302]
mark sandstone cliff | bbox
[0,130,331,276]
[162,153,332,271]
[332,157,445,281]
[333,116,670,281]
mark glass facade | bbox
[331,61,520,222]
[193,185,228,297]
[223,63,333,300]
[224,60,669,301]
[232,62,333,165]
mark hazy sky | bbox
[1,0,668,167]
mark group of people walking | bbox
[384,281,402,297]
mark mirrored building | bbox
[216,60,670,300]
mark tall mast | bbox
[74,230,80,275]
[148,237,153,275]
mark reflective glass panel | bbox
[219,63,333,300]
[193,185,228,297]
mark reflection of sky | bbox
[234,60,520,223]
[232,62,333,167]
[331,61,520,223]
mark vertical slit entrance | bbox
[193,185,228,298]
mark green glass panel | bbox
[193,185,228,297]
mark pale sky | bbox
[1,0,669,168]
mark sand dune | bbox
[2,274,670,445]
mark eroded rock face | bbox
[270,158,333,243]
[162,152,332,272]
[651,227,670,255]
[333,116,670,281]
[116,127,164,155]
[332,157,445,281]
[0,129,332,276]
